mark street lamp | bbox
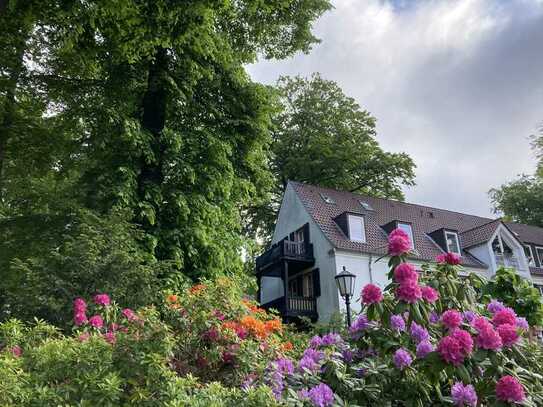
[335,266,356,327]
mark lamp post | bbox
[335,266,356,328]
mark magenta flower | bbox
[395,282,422,303]
[436,252,462,265]
[476,325,502,350]
[388,228,411,256]
[121,308,138,322]
[88,315,104,329]
[437,336,464,365]
[421,286,439,303]
[451,329,473,356]
[93,293,111,306]
[492,308,517,327]
[497,324,519,347]
[78,332,91,342]
[212,309,225,321]
[74,312,88,326]
[103,331,116,345]
[361,284,383,304]
[307,383,335,407]
[451,382,477,406]
[441,310,463,330]
[416,340,434,359]
[73,297,87,313]
[9,345,22,358]
[496,376,525,403]
[394,263,418,285]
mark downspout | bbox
[368,253,374,284]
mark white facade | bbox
[260,185,536,322]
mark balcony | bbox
[261,295,318,321]
[256,238,314,275]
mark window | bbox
[536,247,543,267]
[445,231,461,255]
[524,245,535,266]
[348,214,365,242]
[398,223,414,249]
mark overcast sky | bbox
[247,0,543,218]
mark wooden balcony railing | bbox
[288,296,317,313]
[256,239,314,271]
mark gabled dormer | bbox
[334,212,366,243]
[428,228,461,255]
[381,220,415,249]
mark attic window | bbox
[397,223,414,249]
[320,193,335,204]
[445,231,461,255]
[347,214,366,243]
[359,201,374,211]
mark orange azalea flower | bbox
[282,341,293,351]
[240,315,268,339]
[166,294,178,303]
[189,284,206,294]
[265,319,282,333]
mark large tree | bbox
[490,131,543,227]
[247,74,416,240]
[0,0,332,322]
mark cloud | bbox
[247,0,543,217]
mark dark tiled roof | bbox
[459,219,501,249]
[291,181,493,268]
[506,222,543,246]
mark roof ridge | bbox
[459,218,502,235]
[289,180,495,222]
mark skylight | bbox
[320,193,335,204]
[359,201,374,211]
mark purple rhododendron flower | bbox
[451,382,477,406]
[463,311,476,324]
[429,311,440,324]
[409,321,429,344]
[309,335,323,348]
[321,333,342,346]
[275,358,294,375]
[350,315,369,338]
[487,300,505,314]
[390,314,406,331]
[516,317,529,330]
[416,340,434,358]
[393,348,412,370]
[307,383,335,407]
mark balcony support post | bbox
[283,260,289,313]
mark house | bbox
[255,181,543,322]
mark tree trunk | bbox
[136,47,168,238]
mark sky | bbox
[247,0,543,218]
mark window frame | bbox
[524,245,535,267]
[397,222,415,249]
[347,214,366,243]
[536,246,543,267]
[445,231,461,255]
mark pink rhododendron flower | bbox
[78,332,90,342]
[475,325,502,350]
[212,309,225,321]
[437,330,473,366]
[441,310,463,330]
[492,308,517,327]
[122,308,138,322]
[395,282,422,303]
[496,324,519,347]
[103,331,116,345]
[9,345,22,358]
[88,315,104,329]
[93,293,111,306]
[74,312,88,326]
[73,297,87,313]
[496,376,525,403]
[361,284,383,304]
[394,263,418,285]
[421,286,439,303]
[451,329,473,356]
[388,229,411,256]
[436,252,462,265]
[472,316,492,331]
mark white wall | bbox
[260,276,283,303]
[265,183,340,321]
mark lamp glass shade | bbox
[335,266,356,297]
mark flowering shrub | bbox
[253,228,543,406]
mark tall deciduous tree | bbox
[490,131,543,227]
[247,74,416,240]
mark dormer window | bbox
[347,214,366,242]
[524,245,535,267]
[445,231,460,254]
[397,223,414,249]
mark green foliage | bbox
[482,267,543,326]
[0,210,170,328]
[248,74,416,240]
